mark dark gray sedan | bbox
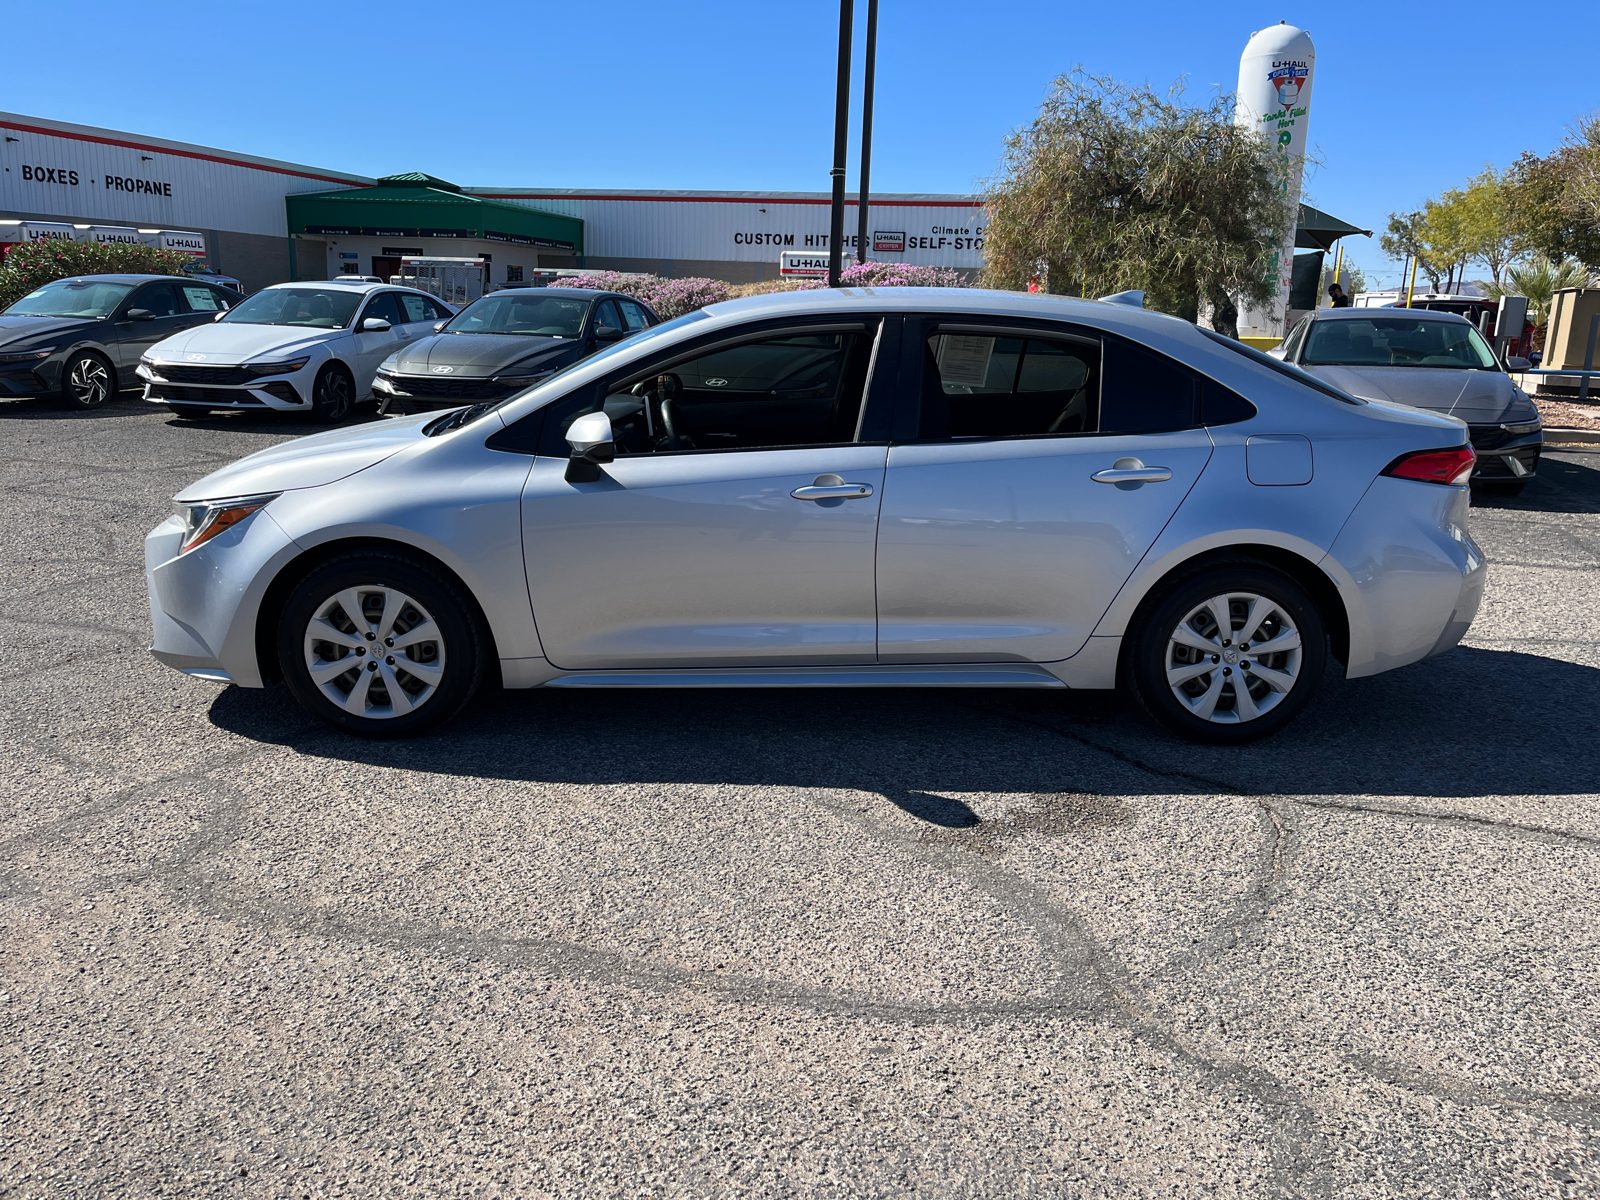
[372,288,659,413]
[1275,307,1542,493]
[0,274,241,410]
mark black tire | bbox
[309,362,354,424]
[1125,562,1326,745]
[277,549,487,738]
[60,351,115,410]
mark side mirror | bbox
[362,317,392,332]
[1529,351,1543,367]
[564,411,615,483]
[593,324,624,344]
[1506,355,1532,372]
[126,308,154,322]
[433,319,449,333]
[212,311,227,322]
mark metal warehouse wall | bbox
[0,112,372,240]
[472,190,988,276]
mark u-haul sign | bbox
[779,249,830,279]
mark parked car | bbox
[0,274,241,410]
[144,288,1485,744]
[183,263,246,295]
[137,280,456,423]
[372,288,658,413]
[1274,307,1541,494]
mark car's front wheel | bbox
[309,363,354,424]
[1126,564,1326,744]
[60,351,115,410]
[278,551,487,737]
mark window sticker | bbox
[936,335,994,388]
[182,286,220,311]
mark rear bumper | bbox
[1323,476,1486,679]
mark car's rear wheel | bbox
[1126,564,1325,744]
[277,551,486,737]
[60,351,115,410]
[309,363,354,424]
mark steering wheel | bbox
[650,373,690,450]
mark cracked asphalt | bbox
[2,393,1598,1199]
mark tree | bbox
[1380,210,1443,292]
[0,238,196,310]
[1458,166,1520,287]
[982,71,1287,336]
[1564,113,1600,234]
[1504,135,1600,268]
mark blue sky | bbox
[5,0,1596,288]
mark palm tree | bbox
[1482,255,1598,326]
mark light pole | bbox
[828,0,853,288]
[855,0,878,267]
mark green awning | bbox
[1295,203,1371,252]
[286,173,582,253]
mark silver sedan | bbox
[144,289,1485,744]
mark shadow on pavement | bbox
[208,645,1600,805]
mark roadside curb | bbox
[1544,427,1600,445]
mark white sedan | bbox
[136,280,455,423]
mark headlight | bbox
[0,348,52,363]
[178,493,280,554]
[241,357,311,378]
[1501,420,1541,435]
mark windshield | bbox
[446,293,591,337]
[1303,317,1499,370]
[222,287,362,329]
[5,278,133,318]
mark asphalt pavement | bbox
[2,392,1597,1198]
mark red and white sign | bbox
[872,230,905,253]
[779,250,830,279]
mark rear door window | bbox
[179,284,224,312]
[396,293,435,325]
[618,299,652,331]
[918,331,1099,439]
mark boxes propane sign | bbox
[779,250,830,280]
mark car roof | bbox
[1315,306,1471,324]
[695,285,1187,331]
[262,279,404,294]
[37,274,192,285]
[485,287,609,301]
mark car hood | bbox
[1303,365,1534,424]
[389,332,570,377]
[174,413,435,502]
[0,314,96,347]
[150,321,343,363]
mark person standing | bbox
[1327,283,1350,308]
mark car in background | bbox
[137,280,455,423]
[0,274,241,410]
[372,288,658,413]
[145,288,1485,746]
[183,263,246,295]
[1275,307,1541,493]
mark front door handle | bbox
[1091,457,1173,485]
[792,473,874,501]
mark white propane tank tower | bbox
[1235,21,1315,340]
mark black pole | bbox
[856,0,877,266]
[828,0,853,287]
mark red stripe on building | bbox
[480,194,985,208]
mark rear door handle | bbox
[1091,457,1172,485]
[792,482,874,501]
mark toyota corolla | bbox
[144,289,1485,744]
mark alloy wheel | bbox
[1165,591,1302,724]
[303,585,446,718]
[315,369,352,422]
[69,356,111,406]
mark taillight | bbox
[1381,445,1476,486]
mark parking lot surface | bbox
[2,393,1597,1199]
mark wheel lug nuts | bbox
[386,656,395,665]
[1211,654,1220,664]
[355,647,365,656]
[384,637,394,647]
[367,661,378,671]
[1223,667,1232,676]
[365,632,376,641]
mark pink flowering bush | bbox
[800,261,971,290]
[0,239,195,310]
[561,271,730,319]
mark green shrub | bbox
[0,239,197,311]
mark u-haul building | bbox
[2,110,986,292]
